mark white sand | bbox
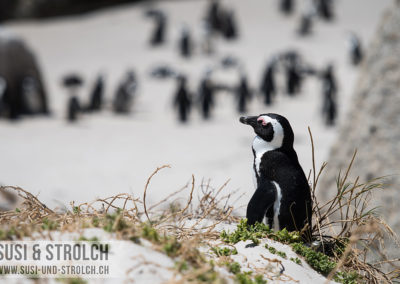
[0,0,390,212]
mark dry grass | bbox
[307,127,400,283]
[0,169,241,282]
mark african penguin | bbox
[239,113,312,237]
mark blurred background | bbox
[0,0,398,239]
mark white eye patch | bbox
[258,115,284,149]
[252,116,285,177]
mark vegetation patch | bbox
[235,271,267,284]
[211,246,238,257]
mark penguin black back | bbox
[240,113,312,238]
[87,74,104,112]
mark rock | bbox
[319,5,400,240]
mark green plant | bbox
[265,244,276,254]
[221,219,272,245]
[291,243,336,276]
[221,220,300,246]
[141,223,160,243]
[227,262,241,274]
[78,236,99,242]
[333,271,360,284]
[196,267,219,282]
[276,251,287,259]
[92,216,99,227]
[41,217,59,230]
[212,246,238,257]
[68,278,87,284]
[175,261,189,272]
[290,257,301,265]
[163,238,181,257]
[103,210,128,232]
[235,272,267,284]
[264,244,287,259]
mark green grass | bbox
[220,219,300,246]
[235,272,267,284]
[290,257,302,265]
[41,217,59,230]
[291,243,336,276]
[219,219,363,283]
[212,246,238,257]
[333,271,361,284]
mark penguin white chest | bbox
[252,136,276,178]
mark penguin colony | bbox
[240,113,312,236]
[0,0,362,124]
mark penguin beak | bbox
[239,116,258,127]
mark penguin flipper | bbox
[246,181,275,226]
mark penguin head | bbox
[240,113,295,150]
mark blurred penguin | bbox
[221,9,238,40]
[236,72,252,113]
[179,25,192,58]
[348,33,363,66]
[198,69,214,119]
[283,51,302,96]
[20,77,44,115]
[174,75,192,123]
[297,2,315,36]
[201,20,215,55]
[0,31,49,119]
[298,14,313,36]
[260,58,277,105]
[280,0,294,14]
[0,76,6,116]
[220,55,240,70]
[113,70,137,114]
[315,0,334,21]
[63,74,83,122]
[207,0,223,33]
[150,65,177,79]
[68,96,81,122]
[320,64,337,126]
[87,74,104,112]
[147,10,167,46]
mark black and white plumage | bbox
[0,76,6,115]
[0,32,49,119]
[147,9,167,46]
[198,74,214,119]
[87,74,104,112]
[239,113,312,236]
[320,65,337,126]
[260,59,277,105]
[280,0,294,15]
[67,96,80,122]
[62,73,83,122]
[236,74,251,113]
[113,71,137,114]
[348,33,363,66]
[174,75,191,122]
[315,0,334,21]
[283,51,303,96]
[179,25,192,58]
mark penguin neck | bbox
[252,136,278,157]
[252,135,299,164]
